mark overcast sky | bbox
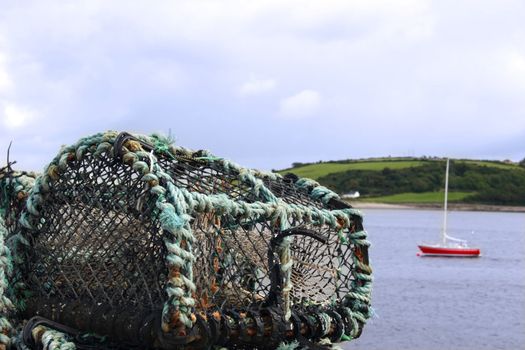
[1,0,524,172]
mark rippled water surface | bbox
[347,209,525,350]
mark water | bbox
[347,209,525,350]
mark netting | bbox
[0,131,372,349]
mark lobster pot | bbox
[1,131,372,349]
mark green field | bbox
[279,159,522,180]
[461,160,521,170]
[360,191,473,204]
[279,160,426,180]
[277,157,525,206]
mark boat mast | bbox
[442,158,449,245]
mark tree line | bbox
[317,161,525,206]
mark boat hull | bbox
[418,245,480,257]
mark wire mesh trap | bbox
[0,131,372,349]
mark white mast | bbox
[442,158,449,246]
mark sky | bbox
[0,0,524,172]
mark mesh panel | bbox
[192,214,273,311]
[24,152,167,311]
[158,157,258,202]
[190,217,356,314]
[289,225,355,304]
[158,156,326,208]
[155,156,353,313]
[262,176,326,209]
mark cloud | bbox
[238,77,276,96]
[0,53,13,93]
[0,0,524,172]
[506,51,525,87]
[1,103,35,129]
[0,68,11,93]
[508,52,525,73]
[279,89,321,118]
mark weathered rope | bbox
[0,215,14,348]
[0,171,37,349]
[32,326,76,350]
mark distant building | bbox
[342,191,360,199]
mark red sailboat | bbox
[418,158,481,257]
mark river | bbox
[348,209,525,350]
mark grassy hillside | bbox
[281,158,521,180]
[279,160,426,180]
[278,158,525,206]
[365,191,473,204]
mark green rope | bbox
[39,326,76,350]
[0,215,14,347]
[277,340,300,350]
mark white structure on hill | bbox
[342,191,360,199]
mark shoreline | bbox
[347,201,525,213]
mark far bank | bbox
[348,201,525,213]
